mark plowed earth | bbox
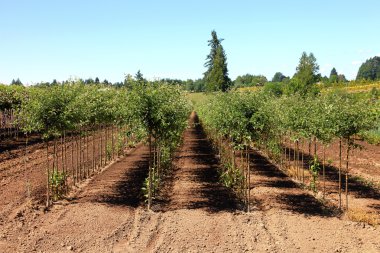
[0,113,379,253]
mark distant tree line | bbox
[356,56,380,81]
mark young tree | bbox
[289,52,320,95]
[204,30,231,92]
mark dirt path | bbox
[0,113,379,253]
[156,113,239,212]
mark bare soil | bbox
[0,113,379,252]
[283,140,380,218]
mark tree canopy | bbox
[356,56,380,81]
[288,52,320,95]
[204,30,231,92]
[272,72,287,82]
[234,74,268,87]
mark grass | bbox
[322,81,380,93]
[360,128,380,145]
[347,208,380,226]
[186,92,209,107]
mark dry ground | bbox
[0,114,379,252]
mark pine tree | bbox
[11,78,23,86]
[204,30,231,92]
[329,68,338,83]
[135,70,144,82]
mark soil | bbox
[282,140,380,217]
[0,113,379,252]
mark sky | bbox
[0,0,379,85]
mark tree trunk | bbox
[323,145,326,199]
[345,138,350,211]
[25,134,29,198]
[339,138,342,209]
[46,141,50,207]
[148,134,152,210]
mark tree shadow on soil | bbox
[98,158,149,207]
[251,151,335,217]
[0,133,42,154]
[286,146,380,201]
[73,152,150,208]
[155,115,242,213]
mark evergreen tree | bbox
[85,78,94,85]
[329,67,338,83]
[356,56,380,81]
[204,30,231,92]
[338,74,347,83]
[135,70,144,82]
[289,52,320,95]
[95,77,100,84]
[11,78,23,86]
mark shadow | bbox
[257,179,298,189]
[0,133,42,154]
[276,193,333,216]
[97,157,149,207]
[155,113,241,213]
[286,146,380,201]
[71,147,150,208]
[368,204,380,211]
[187,161,241,212]
[250,151,335,217]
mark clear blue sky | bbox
[1,0,379,84]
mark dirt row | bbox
[0,127,127,227]
[0,112,378,252]
[280,140,380,220]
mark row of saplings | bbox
[14,83,190,207]
[197,91,379,212]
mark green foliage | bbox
[16,84,136,137]
[141,170,159,201]
[356,56,380,81]
[309,156,321,192]
[369,87,379,101]
[263,82,284,97]
[204,30,231,92]
[49,170,66,201]
[11,78,23,86]
[196,89,379,163]
[134,70,145,83]
[234,74,268,87]
[272,72,288,82]
[220,162,244,189]
[288,52,320,96]
[130,84,190,145]
[329,67,338,83]
[0,84,27,110]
